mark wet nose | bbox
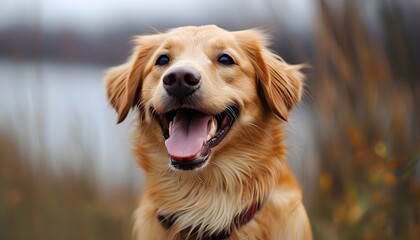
[163,66,201,100]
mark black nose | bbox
[163,66,201,100]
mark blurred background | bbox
[0,0,419,239]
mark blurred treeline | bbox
[0,0,419,239]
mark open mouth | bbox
[157,106,239,171]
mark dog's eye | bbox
[218,54,235,65]
[156,55,170,66]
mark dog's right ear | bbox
[105,34,161,123]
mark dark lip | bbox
[154,105,239,171]
[170,153,209,171]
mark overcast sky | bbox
[0,0,316,34]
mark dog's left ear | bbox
[234,29,305,121]
[105,34,161,123]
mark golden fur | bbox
[105,25,312,239]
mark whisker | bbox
[225,106,238,125]
[241,234,251,239]
[161,167,173,177]
[242,126,258,148]
[248,123,275,141]
[195,174,205,185]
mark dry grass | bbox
[309,1,419,239]
[0,133,136,240]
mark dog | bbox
[105,25,312,240]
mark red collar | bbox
[234,202,261,227]
[158,202,262,239]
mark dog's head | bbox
[105,25,304,172]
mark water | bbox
[0,59,143,190]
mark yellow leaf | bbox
[383,172,397,186]
[319,172,333,192]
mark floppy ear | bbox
[234,29,305,121]
[105,34,161,123]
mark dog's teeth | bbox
[206,119,217,141]
[169,121,173,135]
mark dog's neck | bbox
[157,201,262,239]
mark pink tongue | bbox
[165,111,212,159]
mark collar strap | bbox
[157,202,261,239]
[234,202,261,227]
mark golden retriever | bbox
[105,25,312,240]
